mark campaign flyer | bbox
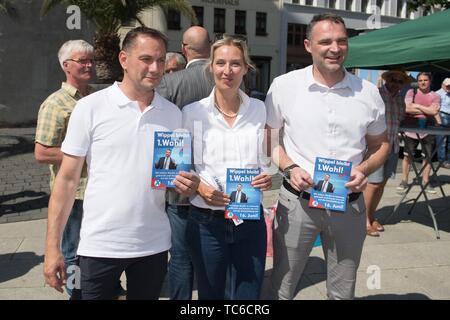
[309,157,352,212]
[225,168,261,220]
[151,131,192,189]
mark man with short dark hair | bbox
[398,72,440,194]
[43,27,199,300]
[230,184,248,203]
[264,13,389,300]
[314,174,334,193]
[155,149,177,169]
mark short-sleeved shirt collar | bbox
[61,82,92,99]
[110,81,163,110]
[305,65,352,91]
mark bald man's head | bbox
[182,26,211,61]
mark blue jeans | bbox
[187,205,266,300]
[61,199,83,298]
[437,112,450,162]
[166,204,194,300]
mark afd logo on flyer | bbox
[309,157,352,212]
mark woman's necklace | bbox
[214,95,243,118]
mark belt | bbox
[190,205,263,220]
[282,179,361,203]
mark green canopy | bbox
[345,9,450,72]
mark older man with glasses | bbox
[35,40,127,300]
[364,70,409,236]
[35,40,95,299]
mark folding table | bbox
[385,125,450,239]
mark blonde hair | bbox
[209,35,255,71]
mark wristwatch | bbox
[282,164,300,180]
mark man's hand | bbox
[289,167,314,192]
[345,168,368,193]
[43,248,66,293]
[197,182,230,207]
[173,171,200,196]
[251,173,272,191]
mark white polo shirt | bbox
[182,88,266,210]
[265,65,386,176]
[61,82,181,258]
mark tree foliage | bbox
[40,0,196,82]
[0,0,18,18]
[41,0,196,35]
[407,0,450,12]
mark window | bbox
[214,8,226,33]
[292,0,299,3]
[396,0,404,17]
[256,12,267,36]
[287,23,306,46]
[167,9,181,30]
[345,0,353,11]
[192,6,204,26]
[361,0,369,13]
[305,0,313,5]
[235,10,246,35]
[329,0,336,9]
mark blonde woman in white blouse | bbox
[182,35,272,300]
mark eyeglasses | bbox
[65,58,95,65]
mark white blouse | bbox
[182,88,267,210]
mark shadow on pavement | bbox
[0,252,44,284]
[0,135,35,159]
[376,195,450,234]
[0,191,49,216]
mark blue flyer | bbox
[151,131,192,189]
[225,168,261,220]
[309,157,352,212]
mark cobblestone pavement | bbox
[0,128,50,223]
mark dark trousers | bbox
[166,204,194,300]
[79,251,168,300]
[187,205,266,300]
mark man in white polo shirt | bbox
[264,13,390,300]
[43,27,199,300]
